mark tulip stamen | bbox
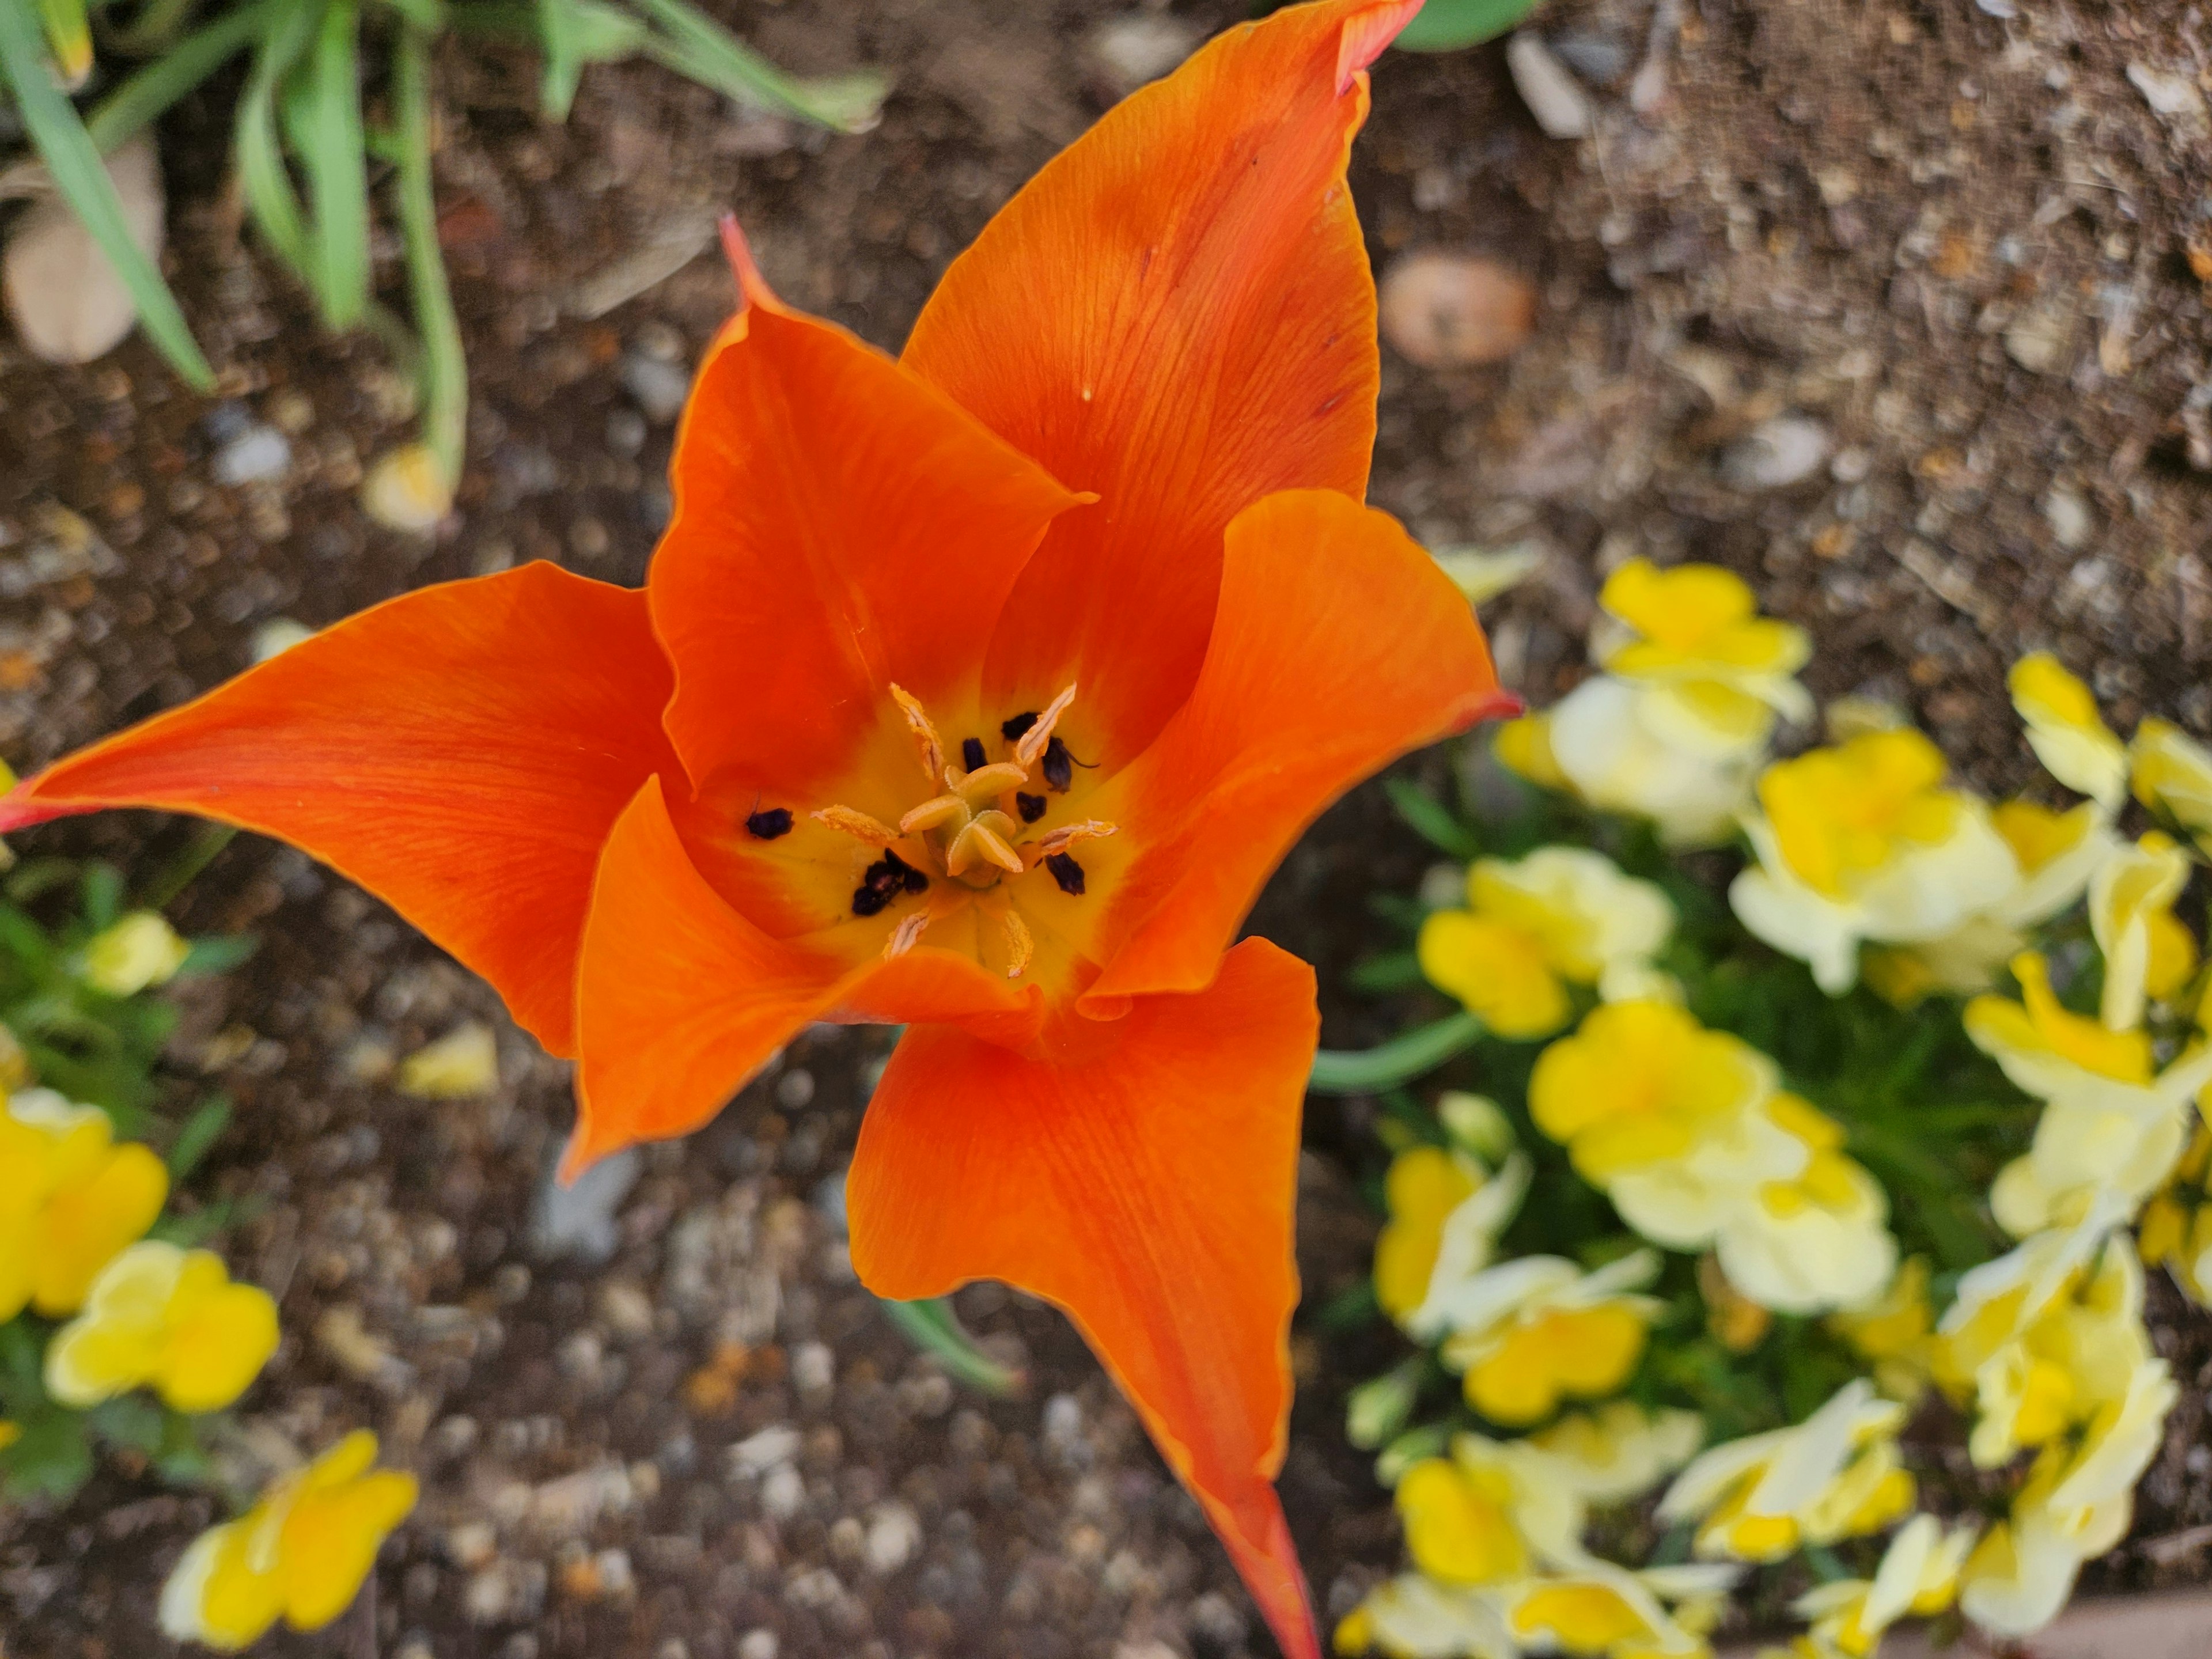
[814,805,900,847]
[884,911,931,960]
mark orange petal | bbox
[904,0,1421,764]
[847,938,1323,1659]
[570,777,1046,1174]
[0,565,675,1055]
[650,229,1086,800]
[1085,490,1511,1006]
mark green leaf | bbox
[166,1094,233,1179]
[295,0,370,327]
[392,20,468,485]
[234,0,325,289]
[31,0,88,81]
[1347,949,1426,995]
[179,934,257,975]
[1394,0,1543,54]
[78,861,122,930]
[1386,777,1483,861]
[88,1393,166,1455]
[877,1297,1025,1398]
[1309,1012,1485,1094]
[0,0,215,388]
[534,0,648,120]
[0,1407,94,1502]
[85,5,266,153]
[626,0,886,132]
[5,858,78,904]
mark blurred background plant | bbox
[1324,558,2210,1658]
[0,0,885,524]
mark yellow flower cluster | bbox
[1763,1514,1975,1659]
[1530,1002,1897,1315]
[1418,849,1675,1040]
[47,1241,278,1414]
[2139,1122,2212,1304]
[1341,1411,1726,1659]
[1499,562,1809,848]
[161,1430,418,1650]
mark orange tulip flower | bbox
[0,2,1506,1650]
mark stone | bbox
[3,136,164,367]
[1721,415,1832,490]
[2005,306,2073,375]
[529,1145,641,1264]
[1085,13,1202,96]
[1506,32,1593,139]
[1378,252,1536,368]
[731,1424,804,1474]
[622,353,692,424]
[210,423,292,486]
[863,1501,921,1574]
[2044,486,2093,551]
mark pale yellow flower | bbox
[1499,1562,1732,1658]
[2131,716,2212,854]
[1337,1574,1516,1659]
[2088,832,2198,1031]
[2138,1123,2212,1305]
[1374,1146,1531,1336]
[1828,1258,1937,1401]
[0,1088,169,1320]
[1495,714,1570,792]
[1657,1381,1914,1563]
[1548,677,1763,849]
[81,911,192,997]
[1432,544,1544,607]
[1592,560,1812,722]
[2009,653,2127,809]
[1712,1096,1897,1316]
[159,1430,418,1650]
[1729,730,2018,994]
[1436,1251,1664,1426]
[1792,1513,1975,1658]
[1529,1402,1705,1505]
[1418,849,1676,1039]
[46,1241,279,1414]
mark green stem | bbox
[392,21,466,486]
[1309,1012,1484,1094]
[135,824,236,911]
[84,1,270,153]
[877,1296,1025,1398]
[102,0,205,55]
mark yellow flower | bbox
[1418,849,1676,1039]
[1503,1563,1728,1658]
[1339,1573,1515,1658]
[1793,1513,1976,1659]
[1374,1146,1530,1336]
[1828,1258,1937,1400]
[159,1430,418,1650]
[1437,1251,1663,1426]
[2009,653,2127,809]
[2131,716,2212,855]
[45,1241,279,1414]
[1397,1455,1535,1588]
[0,1419,18,1453]
[81,911,192,997]
[1965,955,2212,1234]
[0,1089,169,1320]
[1496,714,1570,791]
[1547,678,1763,849]
[1657,1381,1914,1563]
[1433,543,1544,607]
[1529,1002,1775,1186]
[1594,561,1811,715]
[1529,1402,1705,1505]
[397,1021,499,1098]
[1730,731,2017,994]
[1712,1095,1897,1316]
[2138,1123,2212,1305]
[1697,1253,1772,1353]
[2088,832,2198,1031]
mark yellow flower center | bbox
[1760,730,1962,897]
[810,684,1118,979]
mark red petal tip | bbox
[1336,0,1425,92]
[718,214,780,311]
[0,779,74,835]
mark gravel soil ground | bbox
[3,2,2212,1656]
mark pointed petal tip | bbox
[0,779,73,835]
[718,214,782,313]
[1335,0,1426,91]
[1217,1489,1324,1659]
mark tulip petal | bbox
[1084,491,1510,1005]
[569,775,1044,1175]
[846,938,1323,1659]
[0,565,675,1056]
[904,0,1420,764]
[651,229,1086,801]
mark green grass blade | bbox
[877,1297,1025,1397]
[85,1,270,153]
[1395,0,1540,53]
[103,0,206,56]
[0,0,214,387]
[1309,1012,1486,1094]
[296,0,369,326]
[626,0,884,132]
[393,20,467,484]
[234,0,325,290]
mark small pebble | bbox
[2128,62,2206,122]
[2044,487,2093,551]
[1085,13,1202,96]
[1378,252,1535,368]
[732,1424,804,1473]
[1505,32,1593,139]
[622,353,692,423]
[864,1501,921,1574]
[2004,306,2073,375]
[760,1462,805,1520]
[775,1067,816,1109]
[738,1633,779,1659]
[1721,415,1832,490]
[530,1145,641,1264]
[606,407,647,456]
[251,618,313,662]
[3,137,164,366]
[792,1340,835,1397]
[210,423,292,486]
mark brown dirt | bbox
[3,1,2211,1656]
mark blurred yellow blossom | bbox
[1438,1092,1518,1164]
[45,1241,279,1414]
[81,911,191,997]
[1730,730,2017,994]
[1336,1573,1513,1658]
[0,1419,18,1452]
[2130,716,2212,854]
[1374,1145,1530,1337]
[1592,560,1812,724]
[1432,544,1544,607]
[1828,1257,1937,1400]
[1792,1513,1975,1658]
[2088,833,2197,1031]
[1435,1250,1663,1426]
[159,1430,418,1650]
[1396,1434,1593,1590]
[1418,849,1676,1039]
[1495,713,1571,792]
[1657,1381,1914,1563]
[2138,1123,2212,1304]
[1530,1002,1775,1187]
[1530,1402,1705,1505]
[1713,1094,1897,1316]
[0,1088,168,1319]
[1501,1562,1732,1659]
[2009,653,2127,809]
